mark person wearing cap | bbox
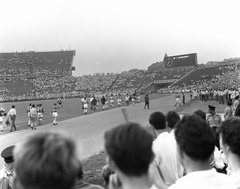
[0,145,15,189]
[206,105,222,128]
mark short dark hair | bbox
[166,111,180,129]
[13,131,80,189]
[104,122,154,177]
[12,105,15,108]
[174,115,215,161]
[227,100,232,106]
[218,117,240,157]
[149,111,166,130]
[193,110,206,120]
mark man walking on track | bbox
[8,105,17,132]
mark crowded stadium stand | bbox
[148,53,198,91]
[0,49,239,102]
[172,64,239,88]
[0,50,76,100]
[0,50,75,76]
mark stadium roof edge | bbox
[0,50,76,54]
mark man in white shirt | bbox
[8,105,16,132]
[148,111,182,189]
[169,115,235,189]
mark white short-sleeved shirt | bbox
[169,169,235,189]
[228,166,240,188]
[151,132,182,186]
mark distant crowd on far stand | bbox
[1,92,240,189]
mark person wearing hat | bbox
[0,145,15,189]
[206,105,222,128]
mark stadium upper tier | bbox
[0,50,75,77]
[173,64,238,88]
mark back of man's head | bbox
[166,111,180,129]
[104,122,154,177]
[193,110,206,120]
[149,111,166,130]
[218,117,240,158]
[13,131,80,189]
[174,115,215,162]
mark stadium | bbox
[1,0,240,188]
[0,50,240,188]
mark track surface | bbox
[0,93,226,168]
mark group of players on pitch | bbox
[26,97,63,128]
[80,94,141,114]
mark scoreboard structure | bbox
[164,53,197,69]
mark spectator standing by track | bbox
[26,103,32,127]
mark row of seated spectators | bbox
[168,64,240,93]
[1,63,239,100]
[0,51,74,76]
[0,68,192,99]
[173,64,239,89]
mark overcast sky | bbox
[1,0,239,76]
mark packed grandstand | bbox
[0,50,240,102]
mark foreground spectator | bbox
[104,122,156,189]
[169,115,235,189]
[13,131,80,189]
[218,117,240,188]
[148,112,182,189]
[0,145,15,189]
